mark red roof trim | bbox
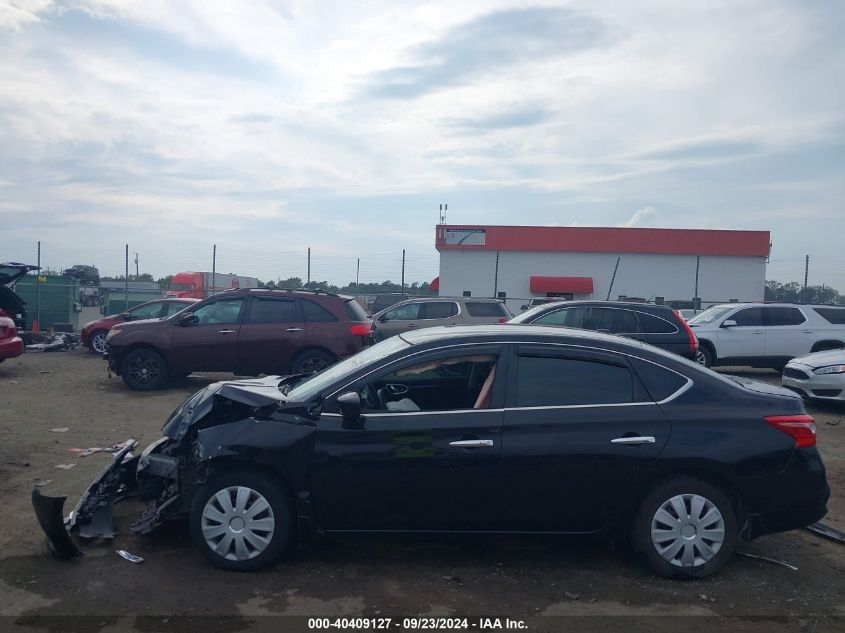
[435,225,770,257]
[429,276,440,292]
[530,276,594,294]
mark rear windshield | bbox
[813,307,845,324]
[465,301,509,317]
[344,299,369,322]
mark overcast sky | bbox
[1,0,843,288]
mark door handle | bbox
[218,329,236,334]
[802,330,813,334]
[407,323,418,328]
[611,436,655,445]
[449,439,494,448]
[752,330,763,334]
[285,327,303,332]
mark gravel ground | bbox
[0,345,843,633]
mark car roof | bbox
[399,323,647,350]
[218,288,354,301]
[524,300,676,310]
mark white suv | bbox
[687,303,845,369]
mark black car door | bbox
[499,344,671,532]
[309,345,508,531]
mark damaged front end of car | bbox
[32,374,311,559]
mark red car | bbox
[81,298,197,354]
[0,315,23,363]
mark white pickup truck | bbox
[687,303,845,369]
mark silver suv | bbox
[372,297,512,341]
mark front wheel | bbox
[90,330,109,354]
[631,476,738,579]
[189,470,292,571]
[290,349,335,375]
[121,348,169,390]
[695,346,713,368]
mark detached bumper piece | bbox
[32,440,139,559]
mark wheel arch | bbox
[811,339,845,353]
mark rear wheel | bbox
[631,476,738,579]
[189,470,292,571]
[290,349,335,375]
[121,348,168,390]
[90,330,109,354]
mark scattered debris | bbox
[805,522,845,545]
[50,428,69,433]
[35,480,52,487]
[55,463,76,470]
[564,592,580,601]
[736,551,798,571]
[441,575,464,586]
[22,331,80,352]
[38,370,53,374]
[69,440,137,458]
[116,550,144,564]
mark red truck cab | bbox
[167,272,205,299]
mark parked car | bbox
[371,297,511,341]
[62,264,100,285]
[34,324,828,579]
[687,303,845,369]
[80,298,197,354]
[369,293,407,315]
[0,262,39,330]
[509,300,698,360]
[519,298,557,311]
[104,288,372,390]
[677,309,697,321]
[0,315,23,363]
[782,348,845,403]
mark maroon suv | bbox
[81,298,198,354]
[104,288,372,390]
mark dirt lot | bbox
[0,346,843,633]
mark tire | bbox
[290,349,335,375]
[695,346,713,368]
[90,330,109,355]
[189,469,292,571]
[631,476,738,579]
[121,348,169,391]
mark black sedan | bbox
[33,325,829,579]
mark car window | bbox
[356,353,499,413]
[465,302,508,317]
[813,307,845,324]
[128,302,163,319]
[302,300,338,322]
[247,298,299,323]
[531,306,587,328]
[515,355,633,407]
[590,308,640,333]
[165,301,193,317]
[630,357,688,401]
[420,302,458,319]
[732,307,763,326]
[192,298,244,324]
[384,303,421,321]
[763,307,806,326]
[637,312,679,334]
[344,299,369,321]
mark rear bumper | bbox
[0,336,24,361]
[740,447,830,539]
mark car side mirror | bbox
[337,391,362,429]
[178,312,199,326]
[520,305,528,311]
[119,312,132,319]
[721,319,738,328]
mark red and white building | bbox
[434,225,770,310]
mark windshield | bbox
[508,303,564,323]
[285,336,412,402]
[687,306,736,326]
[170,283,194,291]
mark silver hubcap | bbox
[694,351,708,366]
[92,332,108,354]
[651,494,725,568]
[201,486,275,561]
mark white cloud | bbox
[620,206,663,228]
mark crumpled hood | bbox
[162,375,286,440]
[788,348,845,368]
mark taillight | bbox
[675,310,698,354]
[498,318,507,324]
[349,324,371,336]
[765,414,816,448]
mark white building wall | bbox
[439,250,766,312]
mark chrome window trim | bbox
[321,408,504,418]
[325,340,694,407]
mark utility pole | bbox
[493,251,500,298]
[355,258,360,297]
[694,255,701,312]
[307,248,311,285]
[401,249,406,297]
[134,252,139,279]
[803,255,809,304]
[606,257,621,301]
[124,244,129,309]
[36,241,41,331]
[211,244,217,298]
